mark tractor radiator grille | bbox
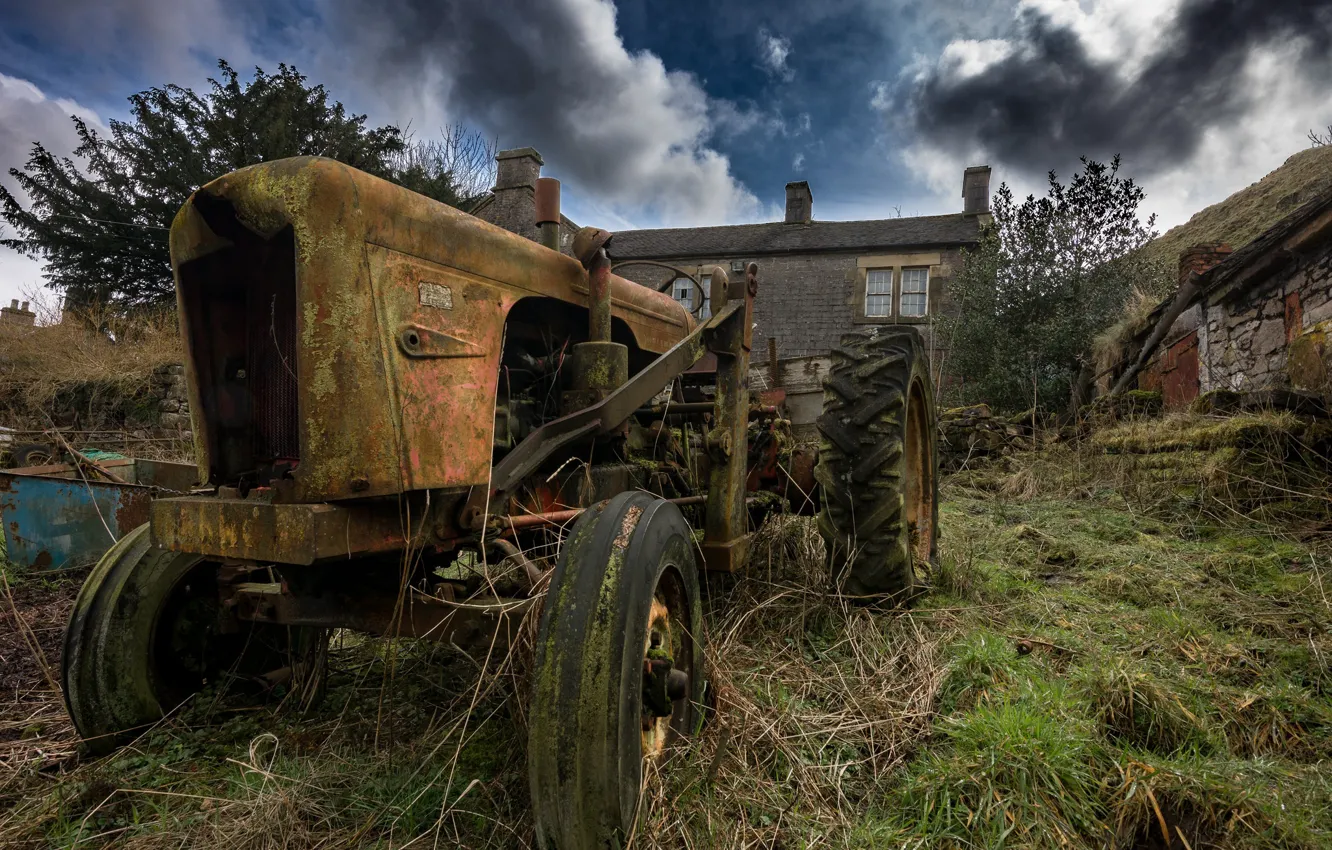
[247,267,300,462]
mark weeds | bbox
[0,295,181,431]
[2,416,1332,847]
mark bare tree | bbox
[1309,125,1332,147]
[392,123,498,209]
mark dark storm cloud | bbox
[323,0,759,224]
[907,0,1332,178]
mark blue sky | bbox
[2,0,1331,306]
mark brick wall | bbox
[1178,243,1233,286]
[1201,246,1332,394]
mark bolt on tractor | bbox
[61,157,938,847]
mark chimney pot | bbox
[784,181,812,224]
[963,166,991,215]
[8,299,17,309]
[20,301,29,311]
[1178,243,1232,287]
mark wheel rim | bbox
[150,559,226,709]
[903,378,935,565]
[150,561,307,710]
[639,565,695,764]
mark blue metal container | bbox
[0,458,198,570]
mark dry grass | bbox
[0,295,182,430]
[3,413,1332,848]
[1091,285,1160,380]
[1140,144,1332,270]
[0,567,79,808]
[638,515,947,847]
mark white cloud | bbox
[710,100,790,141]
[0,74,105,195]
[900,0,1332,230]
[793,152,806,172]
[1137,42,1332,230]
[759,28,795,82]
[325,0,764,227]
[1019,0,1184,78]
[6,0,255,83]
[0,74,109,306]
[869,80,893,112]
[935,38,1014,80]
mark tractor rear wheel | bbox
[815,327,938,602]
[63,523,326,753]
[528,491,705,849]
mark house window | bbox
[672,275,711,319]
[865,269,893,317]
[900,267,928,317]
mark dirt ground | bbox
[0,570,78,800]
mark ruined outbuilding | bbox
[1111,189,1332,407]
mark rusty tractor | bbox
[61,157,938,847]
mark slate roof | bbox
[608,213,983,260]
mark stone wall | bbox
[1,363,192,441]
[1202,246,1332,395]
[154,364,192,436]
[616,246,965,371]
[937,403,1035,471]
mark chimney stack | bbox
[1,298,36,327]
[495,147,543,191]
[485,147,546,242]
[963,166,991,215]
[784,181,812,224]
[1178,243,1233,287]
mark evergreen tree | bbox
[1,61,492,310]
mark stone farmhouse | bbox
[473,147,992,387]
[1113,188,1332,408]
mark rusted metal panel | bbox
[367,245,512,491]
[150,494,439,565]
[1285,291,1303,343]
[170,157,692,506]
[1160,330,1200,408]
[0,459,196,570]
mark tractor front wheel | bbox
[528,491,705,849]
[814,327,939,602]
[62,524,326,753]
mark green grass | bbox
[4,438,1332,848]
[880,475,1332,850]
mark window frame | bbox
[899,266,929,318]
[864,268,894,318]
[671,274,711,319]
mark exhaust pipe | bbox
[535,177,561,252]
